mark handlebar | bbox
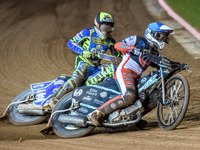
[180,63,192,73]
[145,53,192,73]
[74,51,122,67]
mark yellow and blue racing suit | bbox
[56,28,121,98]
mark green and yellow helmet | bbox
[94,12,114,39]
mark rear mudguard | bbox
[31,75,71,105]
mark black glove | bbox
[182,63,189,70]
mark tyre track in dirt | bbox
[0,0,200,149]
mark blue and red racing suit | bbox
[97,35,160,115]
[55,28,121,98]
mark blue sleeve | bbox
[67,29,90,54]
[122,35,137,46]
[67,40,84,54]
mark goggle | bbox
[154,32,170,43]
[99,24,114,34]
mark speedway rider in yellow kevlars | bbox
[53,12,122,104]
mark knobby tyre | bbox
[9,89,49,126]
[157,74,190,130]
[52,92,95,138]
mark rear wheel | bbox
[52,92,94,138]
[157,74,190,130]
[9,89,49,126]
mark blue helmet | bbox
[144,22,174,50]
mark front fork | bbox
[160,68,169,106]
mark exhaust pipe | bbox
[17,104,45,115]
[58,114,87,127]
[103,113,142,127]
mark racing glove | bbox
[82,50,92,58]
[182,63,189,70]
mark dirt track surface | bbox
[0,0,200,149]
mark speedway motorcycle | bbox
[0,53,120,126]
[45,52,191,138]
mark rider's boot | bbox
[44,85,73,111]
[43,97,59,111]
[48,97,58,109]
[87,109,105,126]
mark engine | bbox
[108,100,144,123]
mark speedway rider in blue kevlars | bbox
[53,12,121,103]
[87,22,182,126]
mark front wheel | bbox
[157,74,190,130]
[9,89,49,126]
[52,92,95,138]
